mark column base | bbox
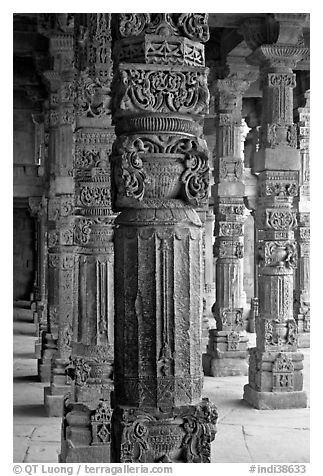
[243,384,307,410]
[205,353,249,377]
[60,445,110,463]
[112,398,218,463]
[298,332,310,348]
[44,385,70,417]
[38,361,52,383]
[61,389,113,463]
[34,340,42,360]
[204,329,249,376]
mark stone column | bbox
[42,16,77,416]
[243,99,261,333]
[205,68,255,377]
[110,13,217,463]
[241,14,308,409]
[203,208,215,338]
[294,90,310,347]
[61,13,116,463]
[28,196,48,360]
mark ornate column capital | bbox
[240,14,309,51]
[247,44,309,71]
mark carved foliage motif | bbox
[267,73,296,88]
[48,197,74,221]
[118,14,151,38]
[48,253,75,269]
[117,13,209,43]
[74,218,92,244]
[112,135,209,206]
[264,209,297,231]
[75,72,110,118]
[67,357,91,386]
[79,184,111,207]
[259,241,297,268]
[181,148,209,206]
[264,319,297,349]
[218,222,243,237]
[218,158,243,181]
[116,67,209,116]
[116,399,217,463]
[217,240,244,259]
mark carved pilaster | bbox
[110,13,217,463]
[60,14,116,463]
[294,90,310,346]
[241,16,308,409]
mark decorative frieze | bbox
[113,65,209,116]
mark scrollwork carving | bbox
[259,241,297,268]
[118,14,150,38]
[116,67,209,115]
[177,14,209,42]
[181,149,209,206]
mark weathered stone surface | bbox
[243,384,307,410]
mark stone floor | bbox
[13,302,310,463]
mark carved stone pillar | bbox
[294,90,310,347]
[243,99,261,332]
[241,14,308,409]
[110,14,217,463]
[205,69,255,377]
[203,208,215,346]
[41,16,77,416]
[60,13,116,463]
[28,196,49,361]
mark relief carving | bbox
[115,67,209,116]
